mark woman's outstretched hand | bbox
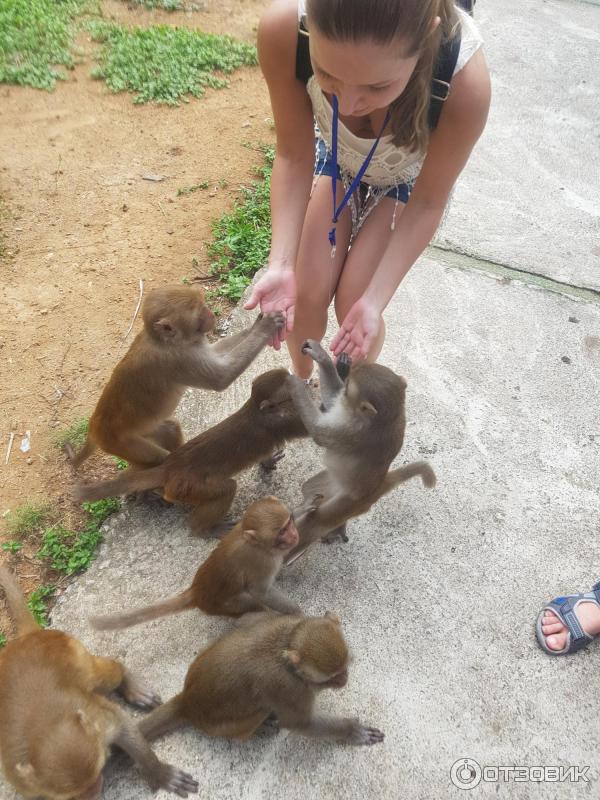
[244,270,296,350]
[330,296,381,362]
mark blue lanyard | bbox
[328,94,391,256]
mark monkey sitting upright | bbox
[0,565,198,800]
[137,611,384,747]
[90,496,301,631]
[65,284,285,469]
[74,369,308,535]
[286,340,436,555]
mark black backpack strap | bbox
[428,30,462,129]
[296,16,462,130]
[295,15,313,84]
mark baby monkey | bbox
[90,496,301,631]
[137,612,384,746]
[66,284,284,469]
[0,565,198,800]
[287,340,436,555]
[74,369,307,535]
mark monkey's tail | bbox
[382,461,437,494]
[73,465,165,502]
[90,589,195,631]
[138,695,184,741]
[0,564,40,635]
[64,438,96,469]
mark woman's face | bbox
[309,31,419,117]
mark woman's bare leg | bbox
[288,177,352,378]
[334,198,406,362]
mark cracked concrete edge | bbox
[428,245,600,306]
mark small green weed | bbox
[89,21,257,104]
[82,498,120,525]
[114,457,128,471]
[5,502,51,537]
[0,0,96,90]
[177,181,209,196]
[38,524,102,575]
[38,500,119,575]
[0,633,6,649]
[208,146,274,301]
[28,585,55,628]
[52,417,89,450]
[2,540,23,553]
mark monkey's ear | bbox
[359,401,377,416]
[282,649,301,666]
[15,763,35,781]
[243,529,259,545]
[325,611,341,625]
[153,318,175,338]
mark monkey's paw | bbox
[257,310,286,334]
[156,764,199,798]
[259,449,285,472]
[120,675,162,710]
[321,524,349,544]
[346,719,385,746]
[335,352,352,381]
[301,338,329,363]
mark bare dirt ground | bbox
[0,0,272,626]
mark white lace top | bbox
[300,3,484,190]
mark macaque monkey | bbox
[286,341,436,556]
[74,369,307,534]
[65,285,284,469]
[0,565,198,800]
[90,497,301,631]
[137,612,384,747]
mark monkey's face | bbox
[145,286,216,343]
[275,516,299,550]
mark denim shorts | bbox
[314,137,412,204]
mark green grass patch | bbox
[114,457,128,471]
[124,0,202,10]
[1,540,23,553]
[208,146,273,301]
[52,417,89,450]
[38,499,120,575]
[0,633,6,648]
[89,21,257,104]
[0,0,96,90]
[27,585,55,627]
[177,181,209,196]
[5,502,51,537]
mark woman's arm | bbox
[331,48,492,358]
[245,0,315,343]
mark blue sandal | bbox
[535,581,600,655]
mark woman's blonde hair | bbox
[306,0,459,152]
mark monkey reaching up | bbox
[0,564,198,800]
[74,369,307,535]
[65,284,285,469]
[137,612,384,747]
[286,340,436,556]
[90,496,301,631]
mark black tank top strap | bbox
[294,18,462,131]
[295,15,313,84]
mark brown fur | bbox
[286,340,436,556]
[74,369,308,534]
[90,496,301,631]
[0,565,198,800]
[138,612,384,746]
[66,285,283,469]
